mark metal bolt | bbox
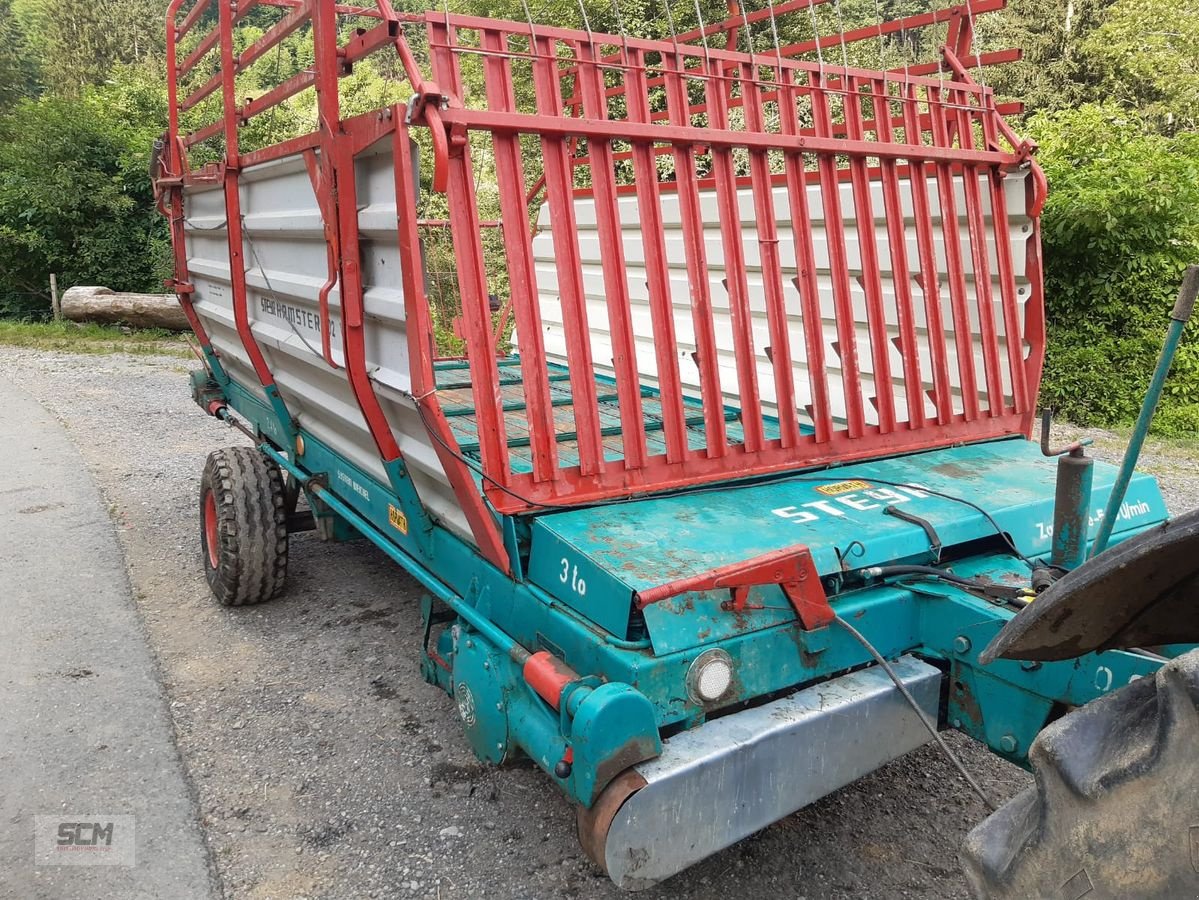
[951,718,962,729]
[953,635,972,654]
[495,702,503,711]
[466,640,474,649]
[482,661,490,670]
[1020,660,1042,671]
[999,734,1018,753]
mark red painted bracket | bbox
[634,545,833,630]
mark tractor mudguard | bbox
[981,508,1199,663]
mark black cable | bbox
[784,475,1036,570]
[833,614,999,812]
[864,564,986,589]
[408,395,580,512]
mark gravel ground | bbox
[2,345,1196,900]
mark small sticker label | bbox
[814,479,872,496]
[388,504,408,535]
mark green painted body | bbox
[196,371,1187,809]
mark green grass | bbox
[0,320,192,357]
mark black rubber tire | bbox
[199,446,288,606]
[961,649,1199,899]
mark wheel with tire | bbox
[961,648,1199,899]
[199,446,288,606]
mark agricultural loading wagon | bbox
[151,0,1199,893]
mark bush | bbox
[0,65,170,320]
[1029,105,1199,435]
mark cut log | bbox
[61,285,190,331]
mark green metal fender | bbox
[564,682,662,805]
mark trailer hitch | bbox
[633,546,833,630]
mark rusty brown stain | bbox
[591,737,660,805]
[576,768,647,873]
[952,674,984,724]
[930,461,977,479]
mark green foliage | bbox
[1083,0,1199,131]
[0,69,170,319]
[0,0,36,109]
[1030,105,1199,434]
[984,0,1115,113]
[31,0,165,91]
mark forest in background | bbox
[0,0,1196,431]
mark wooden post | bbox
[50,273,61,321]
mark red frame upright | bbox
[157,0,1046,532]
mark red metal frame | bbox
[159,0,1045,535]
[635,545,832,631]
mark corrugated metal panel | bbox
[530,172,1035,427]
[183,142,473,540]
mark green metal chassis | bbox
[197,370,1184,811]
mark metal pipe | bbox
[1091,265,1199,557]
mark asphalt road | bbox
[4,345,1192,899]
[0,377,218,899]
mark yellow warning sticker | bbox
[814,479,872,496]
[388,504,409,535]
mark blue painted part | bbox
[567,683,662,803]
[200,376,1192,805]
[1092,315,1189,556]
[529,439,1167,651]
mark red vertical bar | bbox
[314,0,408,465]
[872,76,924,429]
[778,68,832,444]
[843,75,896,433]
[393,120,511,573]
[530,33,605,477]
[902,81,952,425]
[430,21,512,483]
[928,83,980,420]
[623,47,693,465]
[481,28,560,482]
[217,0,285,394]
[810,69,866,438]
[742,61,800,448]
[663,50,728,456]
[577,40,657,469]
[705,55,765,452]
[981,99,1031,414]
[955,85,1004,415]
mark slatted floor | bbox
[435,358,786,474]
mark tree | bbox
[33,0,165,91]
[1083,0,1199,131]
[0,0,37,109]
[983,0,1116,112]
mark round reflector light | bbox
[687,649,734,703]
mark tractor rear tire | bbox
[961,648,1199,899]
[200,446,289,606]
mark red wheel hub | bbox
[203,489,219,569]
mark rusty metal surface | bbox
[576,768,647,875]
[981,507,1199,663]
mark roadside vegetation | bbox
[0,0,1196,431]
[0,320,190,357]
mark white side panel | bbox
[528,173,1036,426]
[183,141,471,541]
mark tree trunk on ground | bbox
[61,286,190,331]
